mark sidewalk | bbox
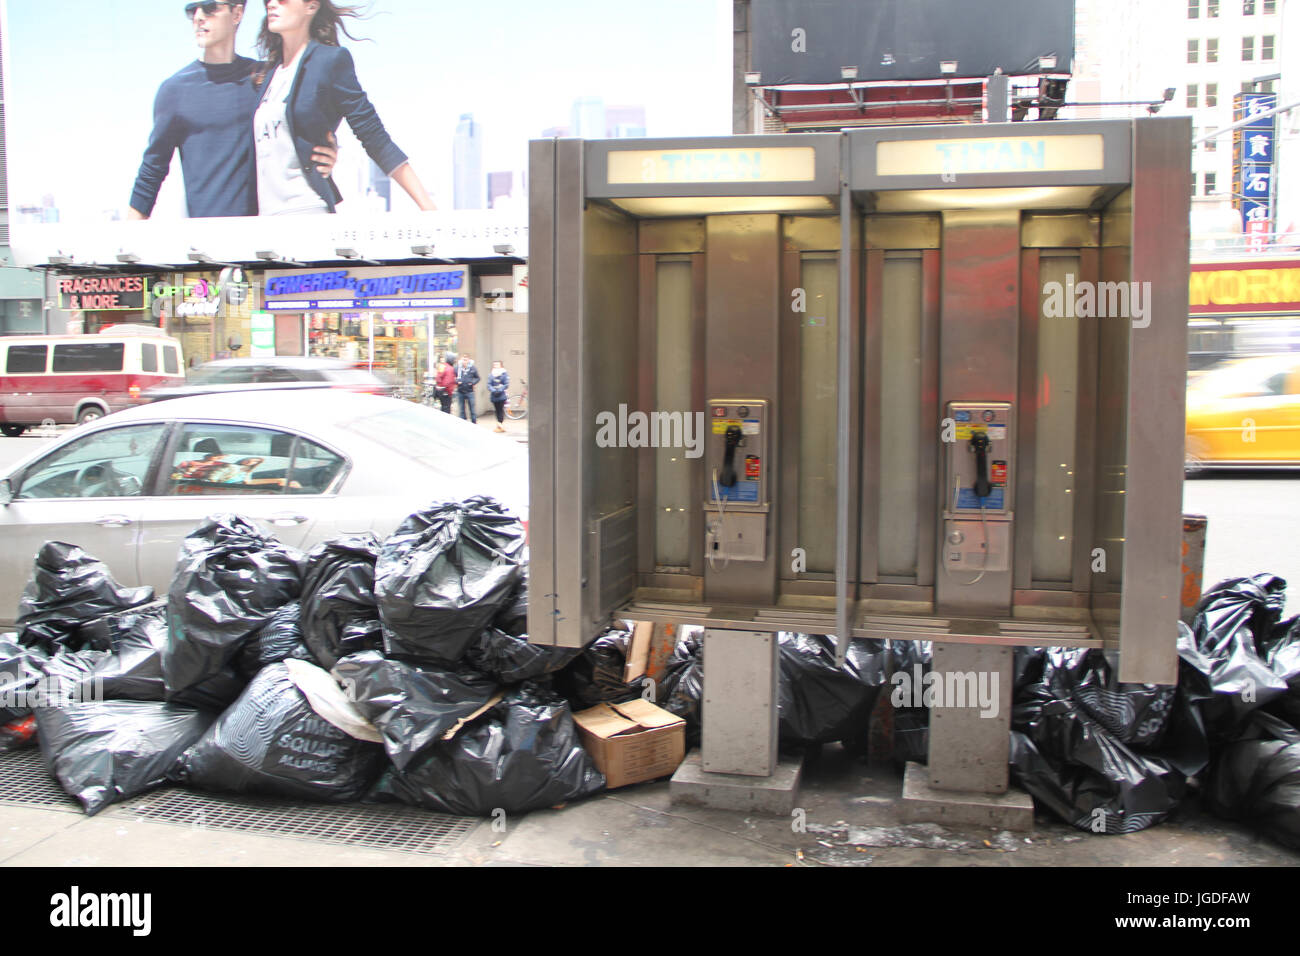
[2,746,1294,867]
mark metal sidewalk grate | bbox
[0,748,81,811]
[124,788,480,856]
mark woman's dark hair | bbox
[257,1,366,68]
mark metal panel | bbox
[701,630,779,776]
[703,215,782,607]
[877,254,924,578]
[935,208,1020,614]
[926,643,1013,793]
[1021,212,1100,248]
[1014,248,1040,593]
[586,134,841,199]
[1118,118,1191,685]
[859,248,884,585]
[917,250,941,588]
[1071,247,1100,595]
[638,219,706,254]
[527,138,559,648]
[784,216,840,251]
[865,214,942,249]
[849,121,1132,193]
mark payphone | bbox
[942,401,1014,576]
[704,399,769,564]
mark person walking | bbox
[487,360,510,432]
[435,359,456,414]
[456,354,480,423]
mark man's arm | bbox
[129,82,183,219]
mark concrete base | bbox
[669,750,803,815]
[899,762,1035,831]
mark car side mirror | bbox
[0,478,12,506]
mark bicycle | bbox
[505,379,527,420]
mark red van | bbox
[0,330,185,436]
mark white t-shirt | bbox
[254,50,329,216]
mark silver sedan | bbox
[0,391,527,626]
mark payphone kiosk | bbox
[528,119,1190,818]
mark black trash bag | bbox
[35,700,213,815]
[368,682,604,816]
[237,602,313,679]
[77,600,167,655]
[375,497,526,665]
[554,623,646,710]
[1259,615,1300,730]
[1009,647,1208,834]
[492,572,529,637]
[888,640,933,764]
[1178,575,1299,741]
[164,515,303,706]
[87,610,169,702]
[38,648,110,704]
[0,637,51,723]
[778,633,888,748]
[16,542,155,653]
[299,535,384,669]
[657,630,703,748]
[1204,711,1300,850]
[174,660,384,803]
[462,627,583,684]
[333,651,500,770]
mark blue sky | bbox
[2,0,732,220]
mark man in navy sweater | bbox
[129,1,334,219]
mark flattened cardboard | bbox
[623,622,653,683]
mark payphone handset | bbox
[943,401,1014,583]
[704,400,769,566]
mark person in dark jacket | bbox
[456,355,480,423]
[487,361,510,432]
[435,360,456,414]
[253,0,436,214]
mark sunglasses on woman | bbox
[185,1,236,19]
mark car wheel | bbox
[76,407,105,426]
[0,424,24,438]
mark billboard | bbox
[750,0,1075,85]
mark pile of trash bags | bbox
[6,510,1298,849]
[2,498,604,818]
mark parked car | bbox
[1185,353,1300,470]
[0,331,185,435]
[0,390,527,624]
[138,357,397,403]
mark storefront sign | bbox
[57,275,147,311]
[262,265,468,311]
[876,134,1105,176]
[1190,260,1300,316]
[250,312,275,356]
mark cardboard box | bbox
[573,698,686,789]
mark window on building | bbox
[1208,0,1220,15]
[1206,128,1217,151]
[1261,35,1274,59]
[1189,0,1199,15]
[1187,83,1199,108]
[1243,0,1256,14]
[1242,80,1255,93]
[1207,37,1219,61]
[1206,83,1218,107]
[1242,36,1254,60]
[1263,0,1276,12]
[1204,172,1217,195]
[1188,39,1199,62]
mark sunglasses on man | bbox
[185,1,239,19]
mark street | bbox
[2,432,1294,616]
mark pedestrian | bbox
[456,354,479,423]
[435,359,455,414]
[487,360,510,432]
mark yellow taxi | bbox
[1185,353,1300,469]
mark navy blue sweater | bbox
[129,57,260,218]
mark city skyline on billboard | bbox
[2,0,730,244]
